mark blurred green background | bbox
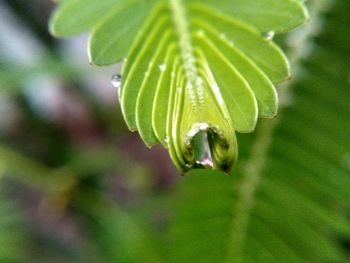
[0,0,349,262]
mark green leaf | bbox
[193,21,278,118]
[50,0,308,173]
[163,1,350,261]
[190,0,309,33]
[73,192,163,263]
[49,0,119,37]
[89,0,155,65]
[189,5,290,83]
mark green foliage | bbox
[73,192,163,262]
[161,1,350,262]
[0,0,349,262]
[0,187,28,262]
[50,0,350,261]
[50,0,308,173]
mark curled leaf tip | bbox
[49,0,308,175]
[169,122,238,175]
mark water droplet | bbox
[193,131,214,169]
[218,32,234,46]
[263,31,275,41]
[111,74,122,89]
[159,64,166,72]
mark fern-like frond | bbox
[163,1,350,262]
[72,191,163,262]
[50,0,308,173]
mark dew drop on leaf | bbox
[111,74,122,89]
[159,64,166,72]
[193,131,214,169]
[263,31,275,40]
[219,32,234,46]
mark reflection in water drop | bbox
[111,74,122,89]
[197,157,214,168]
[263,31,275,41]
[193,130,214,169]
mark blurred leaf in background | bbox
[0,0,349,262]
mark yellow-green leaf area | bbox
[49,0,308,173]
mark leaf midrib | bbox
[168,0,204,112]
